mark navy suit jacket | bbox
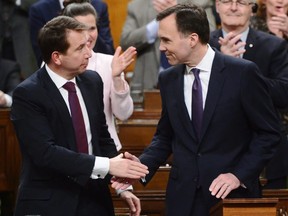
[210,28,288,109]
[11,68,118,215]
[29,0,114,66]
[139,51,281,216]
[210,28,288,180]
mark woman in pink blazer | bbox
[63,2,136,151]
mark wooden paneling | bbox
[0,108,21,215]
[210,198,279,216]
[103,0,135,73]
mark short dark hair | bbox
[62,2,97,20]
[38,16,88,63]
[156,3,210,44]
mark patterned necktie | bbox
[63,82,88,153]
[191,68,203,138]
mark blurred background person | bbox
[251,0,288,40]
[0,55,21,107]
[62,2,135,151]
[0,0,38,79]
[29,0,114,67]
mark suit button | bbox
[193,177,198,182]
[197,153,202,157]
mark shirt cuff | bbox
[116,185,133,196]
[146,19,159,44]
[91,156,110,179]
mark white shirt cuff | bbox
[116,185,133,195]
[146,19,159,44]
[91,156,110,179]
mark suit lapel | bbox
[243,29,258,61]
[39,68,78,152]
[199,51,226,142]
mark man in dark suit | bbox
[112,3,281,216]
[0,57,21,107]
[29,0,114,67]
[11,16,147,216]
[209,0,288,189]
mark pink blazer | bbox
[87,52,133,150]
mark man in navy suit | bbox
[113,3,281,216]
[29,0,114,67]
[11,16,147,216]
[209,0,288,189]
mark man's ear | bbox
[51,51,61,66]
[189,33,199,48]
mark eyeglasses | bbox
[219,0,253,6]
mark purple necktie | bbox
[191,68,203,138]
[63,82,88,153]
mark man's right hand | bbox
[109,153,148,179]
[219,32,246,58]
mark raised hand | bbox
[111,46,137,78]
[268,13,288,38]
[218,32,246,58]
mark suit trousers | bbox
[190,187,210,216]
[76,179,114,216]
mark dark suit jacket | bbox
[11,68,118,215]
[29,0,114,66]
[0,58,21,96]
[210,28,288,180]
[139,52,281,216]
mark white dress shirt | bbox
[184,45,215,119]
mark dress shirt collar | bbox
[185,44,215,74]
[45,64,76,89]
[222,27,250,43]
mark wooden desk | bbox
[263,189,288,215]
[210,198,279,216]
[0,108,21,215]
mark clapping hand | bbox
[218,32,246,58]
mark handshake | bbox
[109,152,147,190]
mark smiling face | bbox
[216,0,254,32]
[158,14,194,66]
[263,0,288,16]
[74,14,98,50]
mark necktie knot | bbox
[63,82,76,93]
[191,68,200,75]
[191,68,201,90]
